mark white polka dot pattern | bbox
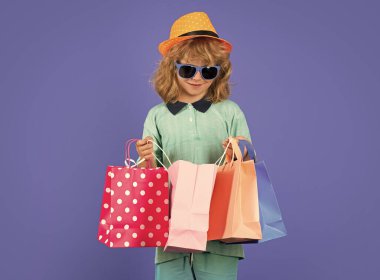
[98,165,170,248]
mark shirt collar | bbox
[166,98,212,115]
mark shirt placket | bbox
[187,103,197,161]
[187,104,197,133]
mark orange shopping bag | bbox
[208,138,262,243]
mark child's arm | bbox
[136,108,163,168]
[227,102,253,161]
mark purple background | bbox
[1,0,379,279]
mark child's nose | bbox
[192,70,203,80]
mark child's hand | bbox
[136,136,154,163]
[222,136,249,160]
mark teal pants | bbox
[155,253,239,280]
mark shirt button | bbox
[189,118,193,122]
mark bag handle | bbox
[215,137,233,166]
[215,137,242,166]
[225,138,243,163]
[238,139,257,162]
[135,139,173,169]
[125,138,172,170]
[124,139,148,167]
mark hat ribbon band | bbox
[178,30,219,38]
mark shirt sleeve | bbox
[229,104,252,142]
[139,108,164,167]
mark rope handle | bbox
[124,138,172,170]
[215,137,243,166]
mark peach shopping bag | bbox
[208,138,262,244]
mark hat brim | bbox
[158,35,232,56]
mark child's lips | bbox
[187,83,202,87]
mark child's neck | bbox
[177,92,207,104]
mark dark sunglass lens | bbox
[179,65,196,78]
[202,67,218,79]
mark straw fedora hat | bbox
[158,11,233,56]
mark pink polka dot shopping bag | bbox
[97,139,170,248]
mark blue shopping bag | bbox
[238,140,287,243]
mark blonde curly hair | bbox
[149,37,232,103]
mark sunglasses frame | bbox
[175,61,221,80]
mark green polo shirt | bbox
[140,99,252,264]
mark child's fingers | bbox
[138,143,153,152]
[137,136,153,146]
[222,140,232,147]
[222,139,230,147]
[139,149,154,159]
[136,138,147,145]
[143,136,154,144]
[141,151,154,159]
[223,143,232,149]
[143,153,154,160]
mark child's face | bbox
[176,57,214,102]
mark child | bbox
[136,11,252,280]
